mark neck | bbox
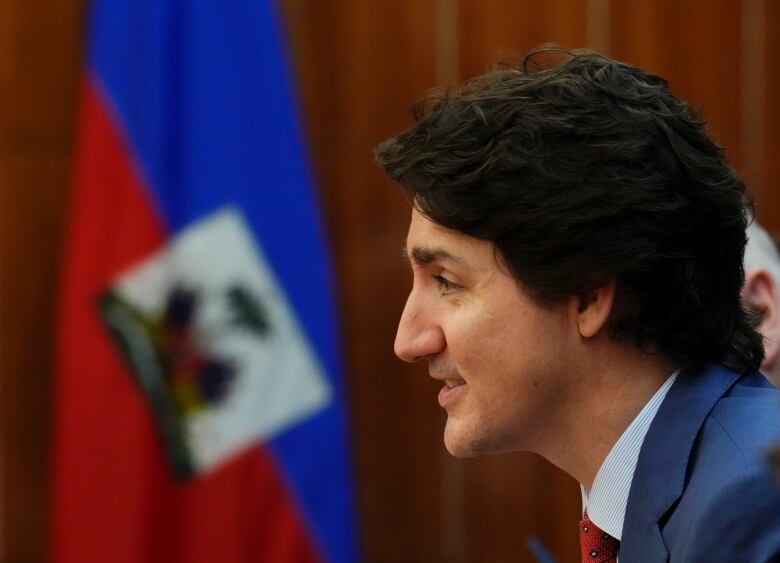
[536,343,674,489]
[764,362,780,389]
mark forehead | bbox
[406,209,494,267]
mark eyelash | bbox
[434,274,459,293]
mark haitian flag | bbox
[51,2,357,562]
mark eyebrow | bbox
[402,244,467,268]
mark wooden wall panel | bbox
[611,0,743,174]
[0,152,71,562]
[0,1,83,561]
[0,1,82,149]
[763,1,780,230]
[459,0,588,79]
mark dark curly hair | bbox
[375,47,763,372]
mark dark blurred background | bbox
[2,1,779,561]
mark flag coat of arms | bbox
[51,2,356,562]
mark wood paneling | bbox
[0,1,83,149]
[611,0,743,171]
[0,0,83,561]
[0,151,71,562]
[763,0,780,230]
[461,454,579,563]
[458,0,588,79]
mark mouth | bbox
[438,377,467,408]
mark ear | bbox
[743,269,780,369]
[572,283,617,339]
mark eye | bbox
[433,274,459,294]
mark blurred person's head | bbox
[376,48,762,461]
[743,222,780,386]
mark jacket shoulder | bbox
[662,373,780,561]
[673,465,780,563]
[705,373,780,466]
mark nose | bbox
[394,291,446,362]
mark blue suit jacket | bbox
[621,362,780,562]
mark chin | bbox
[444,440,477,458]
[443,424,487,458]
[443,418,518,458]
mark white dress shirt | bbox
[581,370,680,541]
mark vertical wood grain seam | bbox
[0,187,4,563]
[440,448,466,562]
[586,0,611,54]
[740,0,766,211]
[435,0,459,87]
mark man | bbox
[744,222,780,387]
[375,49,780,562]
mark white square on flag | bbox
[102,206,332,475]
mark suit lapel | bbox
[619,363,742,561]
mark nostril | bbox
[393,333,416,363]
[394,325,446,363]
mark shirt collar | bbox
[580,370,679,540]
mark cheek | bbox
[441,307,497,360]
[452,305,568,386]
[444,308,524,376]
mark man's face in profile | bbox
[395,209,578,458]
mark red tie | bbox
[579,512,619,563]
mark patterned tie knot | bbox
[579,512,619,563]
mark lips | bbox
[438,379,467,408]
